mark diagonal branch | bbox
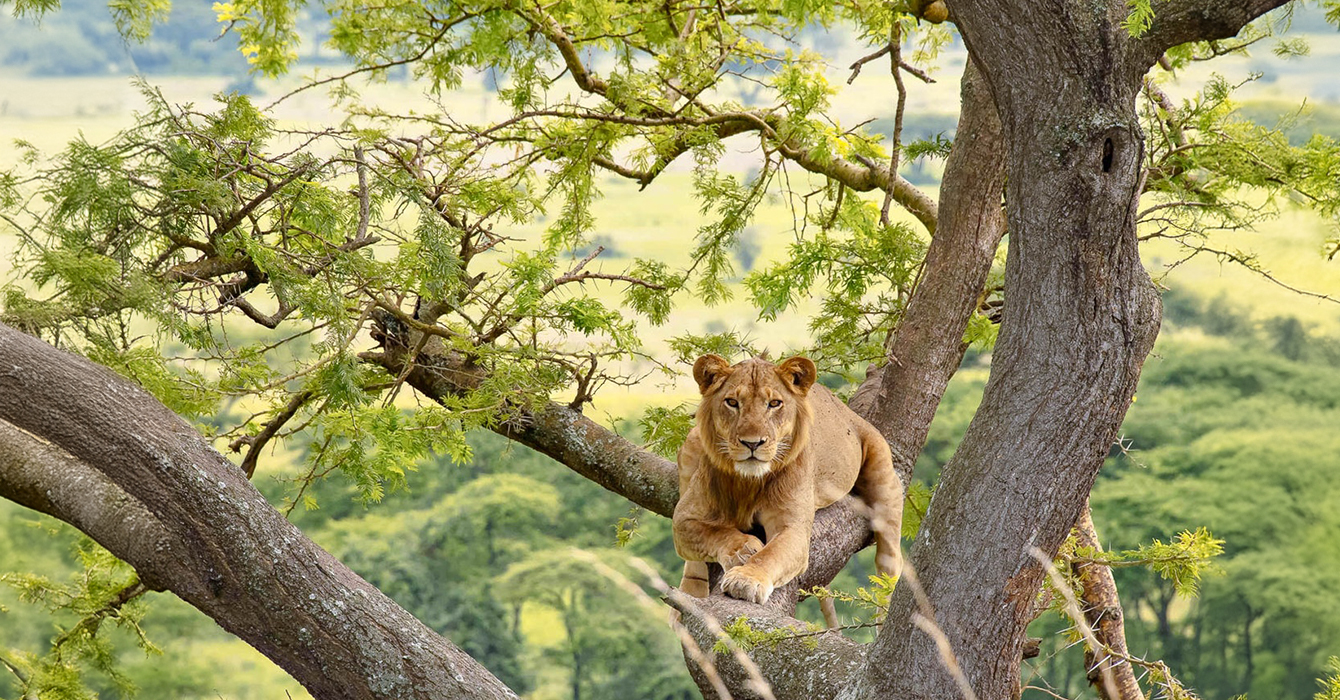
[0,323,516,700]
[1071,504,1147,700]
[1136,0,1293,66]
[848,55,1006,485]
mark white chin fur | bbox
[733,459,772,478]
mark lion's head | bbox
[692,354,817,479]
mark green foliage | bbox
[902,134,953,161]
[667,331,758,366]
[1,541,157,699]
[1,0,61,17]
[213,0,300,75]
[1087,300,1340,700]
[712,617,819,654]
[1141,72,1340,275]
[804,572,897,631]
[107,0,170,42]
[614,508,641,548]
[1316,657,1340,700]
[638,405,694,460]
[901,481,933,540]
[1123,0,1156,38]
[1074,527,1225,598]
[745,202,924,371]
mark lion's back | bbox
[807,384,884,507]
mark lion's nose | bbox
[739,438,766,452]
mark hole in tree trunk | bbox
[1101,138,1114,172]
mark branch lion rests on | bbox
[674,354,904,605]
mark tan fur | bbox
[673,354,905,605]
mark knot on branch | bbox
[370,307,412,350]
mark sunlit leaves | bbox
[666,331,757,366]
[1141,72,1340,264]
[304,403,474,505]
[108,0,171,42]
[622,259,681,326]
[1122,0,1155,38]
[213,0,299,76]
[745,198,924,370]
[1316,657,1340,700]
[0,541,157,700]
[637,405,693,459]
[901,481,933,540]
[1075,527,1225,598]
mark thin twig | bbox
[881,20,908,228]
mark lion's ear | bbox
[693,354,733,394]
[776,356,817,394]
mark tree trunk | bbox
[846,3,1164,697]
[0,324,515,700]
[844,2,1286,697]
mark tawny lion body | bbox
[673,354,904,605]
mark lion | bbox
[673,353,904,606]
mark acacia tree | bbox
[1,0,1337,698]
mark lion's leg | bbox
[720,511,812,604]
[670,560,713,625]
[673,515,764,569]
[855,441,905,579]
[679,560,710,598]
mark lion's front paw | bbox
[717,534,764,569]
[721,565,775,604]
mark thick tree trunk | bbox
[670,593,865,700]
[846,4,1162,698]
[0,324,515,700]
[844,2,1285,698]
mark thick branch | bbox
[671,593,864,700]
[0,323,516,700]
[848,56,1006,486]
[1137,0,1292,66]
[1072,505,1147,700]
[358,325,679,516]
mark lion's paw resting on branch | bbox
[673,354,904,606]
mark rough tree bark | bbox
[0,324,517,700]
[841,2,1287,699]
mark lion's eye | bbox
[768,399,783,408]
[725,398,739,408]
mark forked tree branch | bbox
[0,323,517,700]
